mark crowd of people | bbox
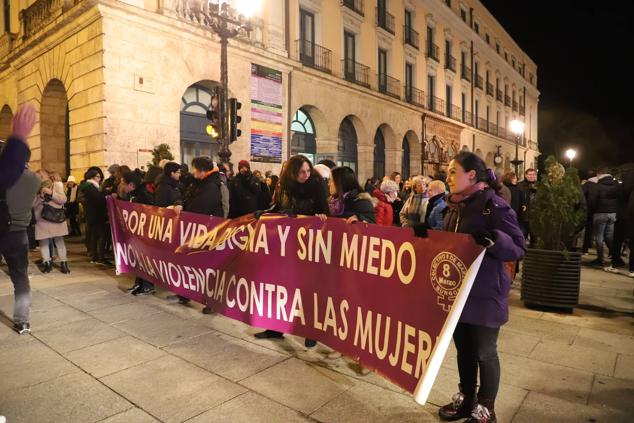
[1,103,633,423]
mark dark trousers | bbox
[68,214,81,236]
[582,214,594,253]
[0,230,31,323]
[88,221,106,261]
[610,219,625,266]
[453,322,501,400]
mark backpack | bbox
[0,187,11,236]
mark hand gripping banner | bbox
[107,197,484,404]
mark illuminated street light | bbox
[509,119,525,175]
[565,148,577,166]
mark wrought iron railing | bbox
[403,25,419,49]
[445,54,456,72]
[20,0,75,39]
[375,7,395,34]
[486,82,494,96]
[426,43,439,62]
[461,65,471,82]
[519,104,525,115]
[474,75,483,89]
[477,117,487,131]
[496,89,503,102]
[505,95,511,106]
[378,73,400,99]
[447,104,461,121]
[296,40,332,74]
[428,95,445,114]
[463,110,473,126]
[512,101,518,112]
[488,122,498,134]
[342,59,371,88]
[342,0,364,16]
[404,85,425,107]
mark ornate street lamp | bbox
[509,119,525,175]
[565,148,577,167]
[202,0,263,164]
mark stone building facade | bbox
[0,0,539,182]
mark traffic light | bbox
[206,87,221,139]
[229,97,242,142]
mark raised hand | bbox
[11,103,37,143]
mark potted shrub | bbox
[521,156,586,312]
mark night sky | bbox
[481,1,634,173]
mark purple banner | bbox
[107,197,484,404]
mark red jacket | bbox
[372,189,393,226]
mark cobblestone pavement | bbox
[0,240,632,422]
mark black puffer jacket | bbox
[183,171,224,216]
[155,175,182,208]
[589,175,620,214]
[339,190,376,223]
[228,171,262,218]
[275,175,329,216]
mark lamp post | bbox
[202,0,262,165]
[565,148,577,167]
[509,119,525,175]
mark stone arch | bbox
[291,105,329,164]
[373,127,386,178]
[41,79,70,176]
[375,123,397,177]
[403,130,420,179]
[0,105,12,141]
[180,80,222,166]
[337,116,359,172]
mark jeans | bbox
[593,213,616,262]
[0,230,32,324]
[453,322,501,400]
[40,237,67,262]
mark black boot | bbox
[41,261,53,274]
[305,338,317,348]
[254,329,284,339]
[439,385,475,421]
[465,396,497,423]
[60,261,70,274]
[202,306,213,314]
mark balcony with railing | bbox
[21,0,79,40]
[519,104,525,115]
[461,65,471,82]
[377,73,400,99]
[426,43,440,62]
[476,117,487,131]
[375,8,395,35]
[488,122,498,135]
[342,0,364,16]
[447,104,461,121]
[403,25,419,49]
[342,59,371,88]
[496,89,503,102]
[498,127,506,139]
[445,54,456,72]
[486,82,494,96]
[295,40,332,74]
[462,110,473,126]
[512,101,518,112]
[504,95,511,107]
[428,95,445,115]
[0,33,17,60]
[404,85,425,107]
[474,75,483,89]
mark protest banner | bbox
[107,197,484,404]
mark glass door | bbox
[299,9,315,65]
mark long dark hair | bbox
[331,166,363,197]
[452,151,499,192]
[278,155,320,204]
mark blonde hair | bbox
[428,180,446,194]
[47,170,62,183]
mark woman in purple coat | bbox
[438,152,525,423]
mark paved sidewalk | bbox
[0,240,633,423]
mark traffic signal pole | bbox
[218,35,231,165]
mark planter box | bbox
[521,248,581,311]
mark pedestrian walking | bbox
[1,103,40,334]
[439,151,525,423]
[33,170,70,274]
[587,169,619,266]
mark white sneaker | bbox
[0,415,6,423]
[629,271,634,278]
[604,266,619,274]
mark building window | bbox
[3,0,9,33]
[460,8,467,22]
[405,62,414,101]
[291,109,317,161]
[446,84,452,116]
[512,58,516,68]
[427,74,436,109]
[474,22,479,34]
[475,99,479,122]
[496,43,500,54]
[343,31,356,80]
[485,33,490,44]
[378,48,388,92]
[486,105,490,125]
[461,92,467,122]
[504,52,508,61]
[445,0,452,7]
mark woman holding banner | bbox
[439,151,525,423]
[328,166,376,224]
[254,154,329,348]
